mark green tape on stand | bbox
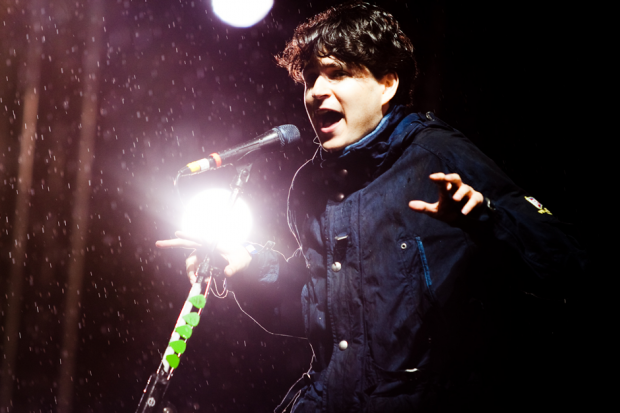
[188,295,206,309]
[175,325,193,339]
[169,340,187,355]
[183,312,200,327]
[166,353,180,369]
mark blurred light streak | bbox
[56,1,104,411]
[0,2,43,409]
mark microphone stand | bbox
[136,162,254,413]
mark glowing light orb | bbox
[212,0,273,28]
[181,189,252,244]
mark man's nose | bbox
[311,75,331,99]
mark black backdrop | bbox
[0,1,594,412]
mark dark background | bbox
[0,1,593,412]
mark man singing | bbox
[158,2,585,412]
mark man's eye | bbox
[304,74,318,86]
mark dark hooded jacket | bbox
[230,106,585,412]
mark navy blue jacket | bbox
[230,106,585,412]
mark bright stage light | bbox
[181,188,252,244]
[212,0,273,28]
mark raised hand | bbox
[408,173,484,223]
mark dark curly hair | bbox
[276,1,417,106]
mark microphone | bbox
[181,125,300,174]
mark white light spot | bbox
[181,189,252,244]
[212,0,273,28]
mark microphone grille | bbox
[276,125,301,146]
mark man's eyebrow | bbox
[304,60,345,73]
[321,61,343,68]
[318,61,345,70]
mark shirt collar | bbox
[341,105,397,156]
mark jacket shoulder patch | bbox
[524,196,552,215]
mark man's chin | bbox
[320,138,347,152]
[320,132,365,152]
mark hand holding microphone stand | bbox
[136,126,299,412]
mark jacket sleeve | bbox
[225,245,309,338]
[414,125,588,290]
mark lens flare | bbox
[181,188,252,244]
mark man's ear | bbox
[380,72,399,106]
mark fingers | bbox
[155,238,202,249]
[223,264,236,278]
[429,172,461,183]
[408,200,438,214]
[221,244,253,277]
[174,231,207,245]
[452,181,472,202]
[442,174,483,215]
[429,172,462,194]
[410,173,484,220]
[155,231,204,249]
[156,232,205,284]
[158,236,252,281]
[224,256,252,277]
[461,191,484,215]
[185,252,199,284]
[429,173,483,214]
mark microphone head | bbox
[275,125,301,147]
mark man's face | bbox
[303,56,397,151]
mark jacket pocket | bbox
[366,236,436,373]
[398,236,437,306]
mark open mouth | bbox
[315,110,344,131]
